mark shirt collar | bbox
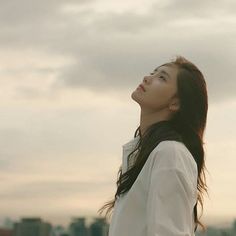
[122,135,140,173]
[122,135,140,150]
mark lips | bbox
[138,84,146,92]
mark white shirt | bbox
[108,135,198,236]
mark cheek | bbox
[145,87,174,108]
[150,86,171,100]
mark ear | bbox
[169,97,180,112]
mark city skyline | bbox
[1,215,236,236]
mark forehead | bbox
[154,63,175,71]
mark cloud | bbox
[0,179,111,200]
[0,0,95,26]
[0,0,235,103]
[0,1,235,225]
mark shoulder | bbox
[149,140,198,185]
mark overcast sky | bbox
[0,0,236,229]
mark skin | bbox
[131,63,180,137]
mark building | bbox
[13,217,52,236]
[89,217,109,236]
[68,217,88,236]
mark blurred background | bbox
[0,0,236,235]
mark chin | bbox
[131,90,137,100]
[131,91,141,104]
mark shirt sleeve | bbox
[146,142,197,236]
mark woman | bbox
[98,55,209,236]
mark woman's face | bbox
[131,63,180,112]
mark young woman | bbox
[98,55,208,236]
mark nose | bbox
[143,75,151,84]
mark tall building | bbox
[68,217,88,236]
[89,217,109,236]
[13,217,52,236]
[232,219,236,236]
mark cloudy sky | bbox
[0,0,236,229]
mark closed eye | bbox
[159,75,166,81]
[150,72,166,81]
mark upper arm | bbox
[146,141,197,235]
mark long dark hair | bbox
[98,55,209,232]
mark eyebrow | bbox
[153,68,171,79]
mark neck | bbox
[139,108,171,137]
